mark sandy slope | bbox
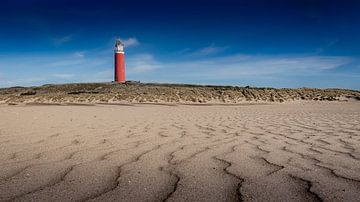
[1,82,360,104]
[0,102,360,201]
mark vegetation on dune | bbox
[0,82,359,104]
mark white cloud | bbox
[314,39,339,54]
[176,48,191,55]
[115,53,354,87]
[127,54,162,74]
[73,51,86,58]
[86,53,353,83]
[0,42,356,89]
[52,73,75,79]
[3,76,48,87]
[93,70,113,80]
[197,44,228,55]
[122,38,139,47]
[166,55,352,79]
[47,59,85,67]
[0,51,110,87]
[53,35,73,46]
[183,44,228,57]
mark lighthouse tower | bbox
[114,39,125,83]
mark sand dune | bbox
[1,82,360,104]
[0,102,360,201]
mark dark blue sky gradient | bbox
[0,0,359,88]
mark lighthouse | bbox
[114,39,125,83]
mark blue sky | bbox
[0,0,359,89]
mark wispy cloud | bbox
[51,73,75,79]
[0,51,110,87]
[73,51,86,58]
[120,53,356,88]
[90,70,113,82]
[176,48,191,55]
[0,43,357,89]
[127,54,162,74]
[315,39,339,54]
[165,55,352,79]
[122,37,139,47]
[53,35,73,46]
[2,76,48,87]
[196,44,228,56]
[182,44,228,57]
[92,53,355,86]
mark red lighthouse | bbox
[114,39,125,83]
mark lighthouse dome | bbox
[115,39,124,53]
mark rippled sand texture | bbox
[1,102,360,202]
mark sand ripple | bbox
[0,102,360,201]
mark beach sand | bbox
[0,102,360,201]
